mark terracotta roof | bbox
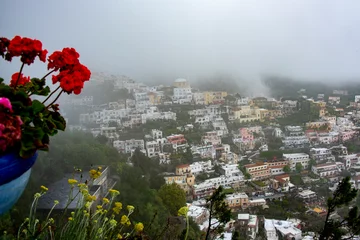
[176,164,190,169]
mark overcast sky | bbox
[2,0,360,85]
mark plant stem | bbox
[46,90,63,108]
[15,62,25,87]
[42,86,61,104]
[40,69,56,81]
[184,215,189,240]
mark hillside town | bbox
[61,73,360,240]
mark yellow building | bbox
[203,91,228,105]
[233,106,261,123]
[225,192,249,209]
[176,164,191,175]
[148,92,162,105]
[164,174,195,195]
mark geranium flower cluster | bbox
[48,48,91,95]
[0,98,22,152]
[0,36,47,65]
[0,35,91,157]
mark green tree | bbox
[308,159,316,170]
[295,163,303,173]
[158,183,186,216]
[319,177,360,240]
[95,134,108,144]
[283,165,291,174]
[205,186,232,240]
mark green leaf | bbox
[32,100,45,114]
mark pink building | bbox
[339,131,356,142]
[239,128,254,141]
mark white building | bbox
[355,95,360,103]
[151,129,163,140]
[113,139,145,154]
[189,160,212,175]
[193,92,205,105]
[283,153,310,171]
[145,140,161,158]
[212,117,228,136]
[312,163,339,177]
[309,148,335,162]
[220,164,241,177]
[195,115,212,127]
[193,175,244,199]
[173,87,192,103]
[264,219,302,240]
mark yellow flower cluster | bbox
[126,205,135,213]
[86,195,96,202]
[89,169,101,179]
[102,197,110,204]
[40,185,48,191]
[113,202,122,214]
[134,222,144,232]
[178,206,189,217]
[109,189,120,197]
[68,179,78,185]
[120,215,131,226]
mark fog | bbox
[2,0,360,95]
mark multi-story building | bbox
[220,164,242,177]
[173,87,192,104]
[297,190,317,203]
[192,92,205,105]
[312,163,339,177]
[212,117,228,136]
[309,148,335,163]
[265,160,289,176]
[237,214,259,239]
[330,144,348,156]
[193,175,244,199]
[164,174,195,195]
[225,192,249,209]
[189,160,212,175]
[283,153,310,171]
[202,131,222,145]
[145,140,161,158]
[167,134,188,152]
[151,129,163,140]
[233,106,261,123]
[195,115,212,127]
[187,205,209,225]
[203,91,228,105]
[338,154,359,169]
[328,96,341,105]
[176,164,191,175]
[113,139,145,154]
[244,163,271,180]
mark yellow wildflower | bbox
[120,215,131,226]
[97,205,102,210]
[178,206,189,217]
[102,197,110,204]
[109,189,120,196]
[89,169,101,179]
[113,202,122,214]
[134,222,144,232]
[127,205,135,213]
[68,217,73,221]
[109,219,117,227]
[34,193,41,198]
[68,179,78,185]
[78,183,87,188]
[54,200,59,205]
[71,212,75,216]
[40,185,48,191]
[98,166,102,170]
[86,195,96,202]
[117,233,122,239]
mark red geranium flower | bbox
[0,37,10,58]
[47,47,80,71]
[10,72,30,87]
[53,63,91,95]
[6,36,48,65]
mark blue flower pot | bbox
[0,152,37,215]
